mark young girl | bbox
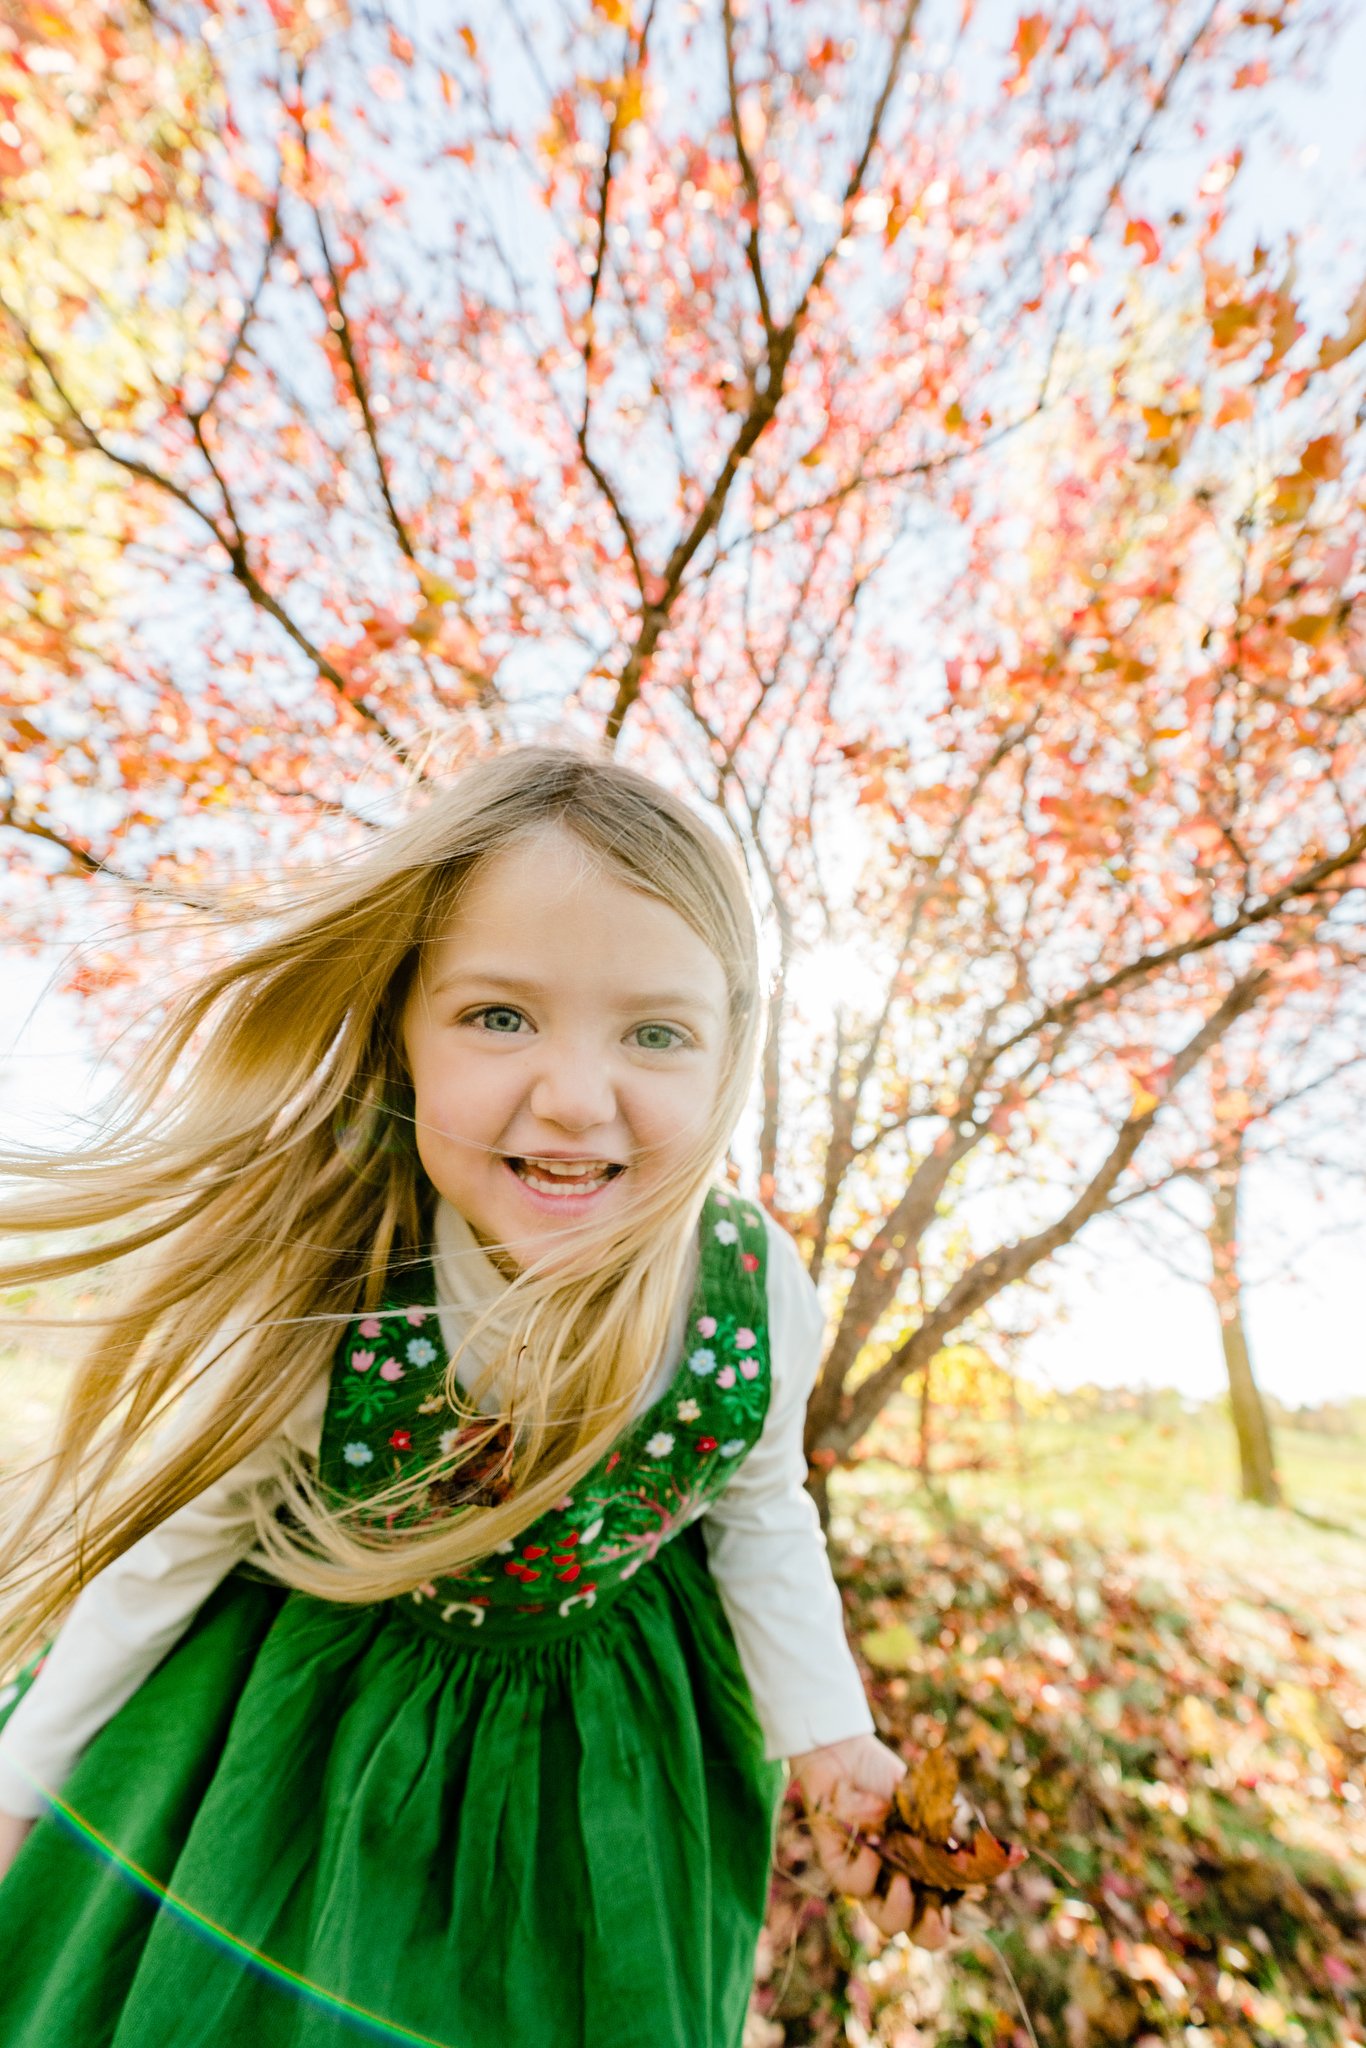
[0,743,938,2047]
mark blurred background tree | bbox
[1,0,1362,1497]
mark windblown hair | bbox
[0,742,764,1675]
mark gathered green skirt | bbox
[0,1522,783,2047]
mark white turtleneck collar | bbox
[428,1195,699,1420]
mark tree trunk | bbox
[1207,1136,1281,1507]
[918,1354,935,1481]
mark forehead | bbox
[422,826,728,1011]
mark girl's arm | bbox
[699,1212,875,1760]
[0,1359,330,1824]
[701,1215,941,1942]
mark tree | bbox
[1207,1115,1280,1505]
[2,0,1364,1503]
[1112,998,1366,1507]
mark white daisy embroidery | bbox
[342,1442,374,1467]
[713,1220,739,1244]
[406,1337,438,1366]
[438,1428,463,1457]
[645,1432,674,1458]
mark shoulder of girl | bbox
[754,1206,820,1305]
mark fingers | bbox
[862,1869,916,1937]
[861,1882,954,1948]
[909,1901,952,1951]
[808,1812,882,1897]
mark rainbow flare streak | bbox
[17,1768,458,2047]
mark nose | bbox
[526,1038,619,1135]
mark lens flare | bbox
[23,1773,458,2047]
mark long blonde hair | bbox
[0,742,763,1672]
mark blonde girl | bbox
[0,742,936,2048]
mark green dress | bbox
[0,1187,784,2047]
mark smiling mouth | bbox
[504,1158,626,1197]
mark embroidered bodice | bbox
[316,1187,771,1633]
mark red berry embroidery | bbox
[523,1546,547,1559]
[556,1564,580,1582]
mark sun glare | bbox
[786,937,892,1027]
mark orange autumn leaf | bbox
[1317,277,1366,370]
[1009,12,1048,85]
[1285,613,1337,646]
[1123,217,1161,265]
[1300,433,1344,480]
[873,1748,1027,1895]
[1213,387,1254,426]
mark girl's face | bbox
[402,825,731,1273]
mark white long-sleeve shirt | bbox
[0,1200,873,1818]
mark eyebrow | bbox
[430,968,723,1016]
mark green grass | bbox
[843,1396,1366,1603]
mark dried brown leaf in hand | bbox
[873,1747,1026,1912]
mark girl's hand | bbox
[0,1807,35,1884]
[788,1732,952,1949]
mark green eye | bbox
[635,1023,687,1051]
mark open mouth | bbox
[504,1158,626,1198]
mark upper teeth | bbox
[522,1159,614,1177]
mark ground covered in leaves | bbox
[752,1421,1366,2048]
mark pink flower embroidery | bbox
[357,1319,382,1340]
[379,1359,405,1382]
[351,1349,376,1374]
[404,1307,428,1326]
[739,1358,759,1380]
[696,1316,717,1338]
[735,1328,756,1350]
[741,1251,759,1273]
[716,1365,736,1389]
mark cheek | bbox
[633,1062,724,1145]
[404,1028,467,1134]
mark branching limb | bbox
[827,971,1269,1455]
